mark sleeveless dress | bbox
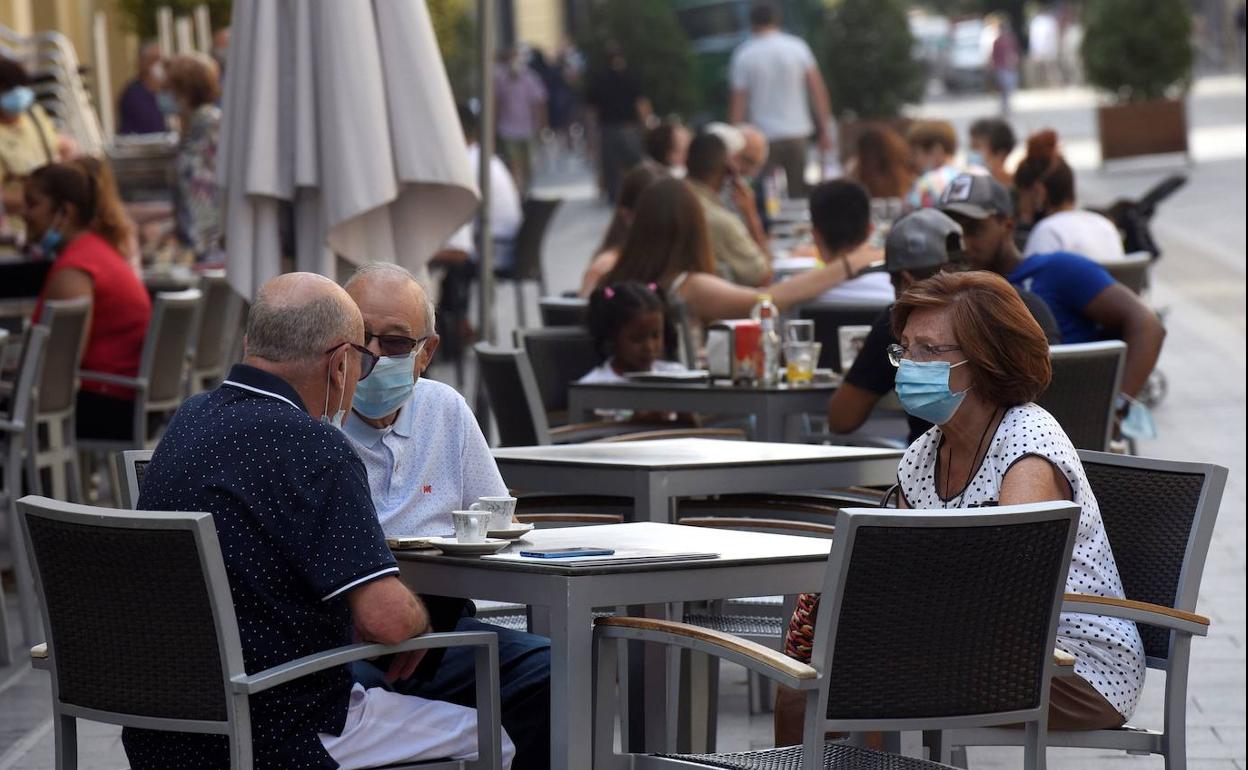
[896,402,1145,719]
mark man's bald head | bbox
[737,125,769,178]
[344,263,436,339]
[245,272,363,365]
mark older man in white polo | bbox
[341,262,550,770]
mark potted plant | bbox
[1081,0,1194,162]
[819,0,925,160]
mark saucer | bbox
[487,523,535,539]
[427,537,511,555]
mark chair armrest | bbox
[594,616,818,690]
[0,417,22,434]
[79,370,146,389]
[1053,649,1075,667]
[1062,593,1210,637]
[679,517,836,536]
[231,630,498,695]
[516,512,625,525]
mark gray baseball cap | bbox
[938,173,1014,219]
[884,209,964,273]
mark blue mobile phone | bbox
[519,546,616,559]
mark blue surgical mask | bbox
[352,353,417,419]
[0,86,35,116]
[39,227,65,257]
[1118,395,1157,441]
[967,151,987,169]
[157,91,179,116]
[895,358,971,425]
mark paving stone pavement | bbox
[0,78,1243,769]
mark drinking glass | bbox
[784,319,815,344]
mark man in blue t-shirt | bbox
[939,173,1164,402]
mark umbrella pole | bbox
[474,0,498,428]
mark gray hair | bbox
[344,262,437,336]
[245,286,356,363]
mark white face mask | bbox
[320,359,347,429]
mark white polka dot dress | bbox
[897,403,1146,720]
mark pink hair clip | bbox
[604,286,615,299]
[647,282,658,292]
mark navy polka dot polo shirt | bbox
[122,364,398,770]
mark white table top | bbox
[491,438,901,470]
[396,522,832,575]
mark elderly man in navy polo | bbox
[341,262,551,770]
[124,272,515,770]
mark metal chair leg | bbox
[0,577,12,666]
[514,281,527,329]
[54,711,78,770]
[5,456,39,648]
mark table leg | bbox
[548,585,595,770]
[633,471,673,523]
[756,400,788,442]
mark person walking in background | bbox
[117,42,167,135]
[1027,3,1061,88]
[989,14,1020,117]
[494,48,547,192]
[906,120,962,209]
[728,3,834,198]
[165,53,223,263]
[587,43,650,203]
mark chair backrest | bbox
[139,289,203,410]
[515,327,599,416]
[191,272,243,386]
[1077,450,1227,663]
[510,197,562,282]
[18,495,245,730]
[35,297,91,417]
[1036,341,1126,451]
[5,326,49,427]
[798,302,890,372]
[810,503,1079,729]
[1103,252,1151,294]
[111,449,155,511]
[473,343,550,446]
[538,296,589,328]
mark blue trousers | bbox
[351,616,551,770]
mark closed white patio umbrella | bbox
[219,0,479,299]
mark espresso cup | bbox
[470,495,518,531]
[451,510,492,543]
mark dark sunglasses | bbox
[325,342,380,380]
[364,330,432,358]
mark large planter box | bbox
[1097,98,1189,162]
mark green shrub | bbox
[579,0,698,117]
[1081,0,1193,103]
[821,0,925,120]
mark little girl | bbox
[579,281,685,384]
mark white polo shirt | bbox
[729,30,817,141]
[342,378,508,537]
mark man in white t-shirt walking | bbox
[728,3,833,198]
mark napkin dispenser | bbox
[706,319,762,382]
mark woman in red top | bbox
[26,159,152,440]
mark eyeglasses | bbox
[364,331,432,358]
[325,342,380,380]
[886,343,962,367]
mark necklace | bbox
[942,407,1001,509]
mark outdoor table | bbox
[394,521,832,770]
[568,380,837,442]
[492,438,902,522]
